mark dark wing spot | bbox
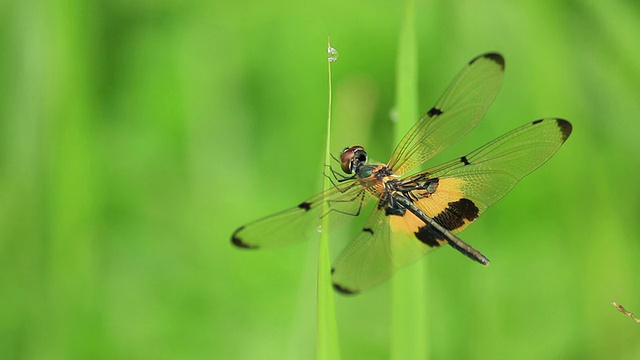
[532,119,543,125]
[333,282,359,295]
[298,202,311,211]
[556,119,573,141]
[469,52,505,70]
[460,156,470,165]
[363,227,374,235]
[231,227,259,249]
[433,198,479,231]
[415,223,446,247]
[427,107,443,117]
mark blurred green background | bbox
[2,0,640,359]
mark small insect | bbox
[231,53,572,295]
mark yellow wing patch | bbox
[415,177,477,234]
[389,211,442,240]
[389,177,479,248]
[422,177,465,208]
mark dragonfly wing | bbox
[231,179,376,249]
[388,53,505,175]
[331,119,571,294]
[331,210,434,295]
[406,118,572,238]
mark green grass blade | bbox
[391,1,428,359]
[317,35,341,360]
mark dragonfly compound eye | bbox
[340,145,367,174]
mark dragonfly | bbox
[231,53,572,295]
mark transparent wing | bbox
[331,119,572,294]
[388,53,505,175]
[331,210,436,295]
[407,118,573,235]
[231,179,376,249]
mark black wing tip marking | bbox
[556,119,573,141]
[469,52,505,70]
[460,156,470,165]
[331,268,360,295]
[231,226,259,249]
[531,118,573,142]
[333,282,360,295]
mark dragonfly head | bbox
[340,145,368,174]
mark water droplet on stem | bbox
[327,46,338,62]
